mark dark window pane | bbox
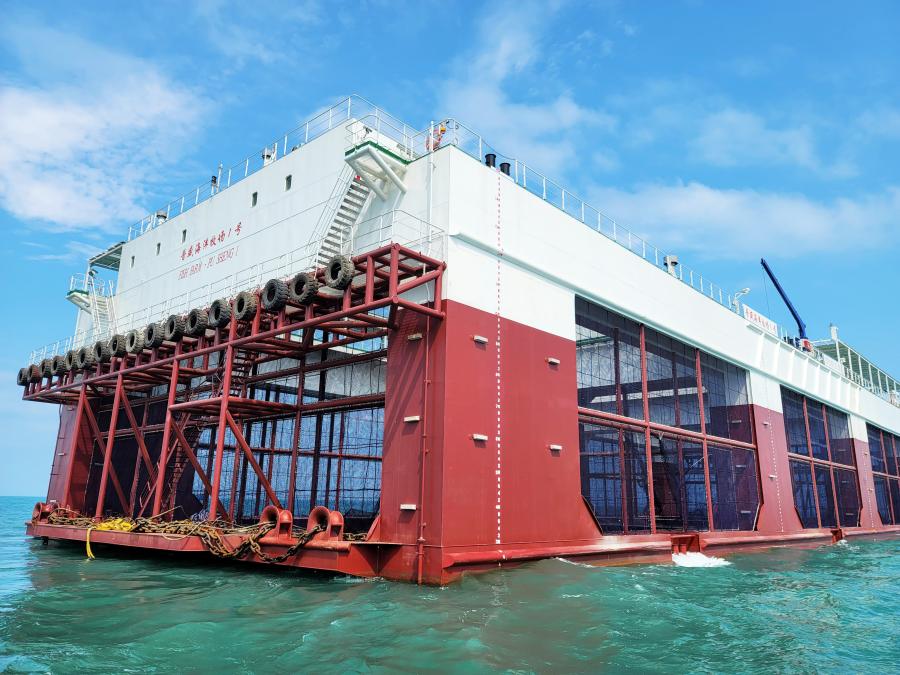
[618,325,644,420]
[651,437,683,531]
[833,468,860,528]
[873,475,892,525]
[674,342,701,433]
[708,445,759,530]
[576,304,617,415]
[825,407,854,467]
[891,479,900,526]
[724,363,753,443]
[889,435,900,477]
[790,459,819,528]
[701,353,728,439]
[579,423,624,534]
[814,465,836,528]
[651,438,710,532]
[682,442,710,531]
[624,430,651,532]
[807,403,828,461]
[646,330,677,427]
[781,389,809,456]
[868,425,886,474]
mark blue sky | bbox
[1,0,898,495]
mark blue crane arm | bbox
[760,258,807,339]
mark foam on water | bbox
[671,551,731,567]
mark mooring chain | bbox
[43,512,327,563]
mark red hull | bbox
[22,245,900,583]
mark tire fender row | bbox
[18,254,356,385]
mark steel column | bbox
[95,373,125,518]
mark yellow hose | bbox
[85,518,137,559]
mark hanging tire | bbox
[324,255,355,290]
[288,272,319,304]
[51,355,67,376]
[208,298,232,328]
[233,291,258,322]
[261,278,288,312]
[64,350,78,371]
[28,364,43,382]
[185,307,209,336]
[164,314,185,342]
[144,322,165,349]
[75,346,95,370]
[17,367,30,386]
[40,359,53,379]
[92,340,111,363]
[109,334,127,357]
[125,329,144,354]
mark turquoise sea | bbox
[0,496,898,673]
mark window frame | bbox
[781,387,861,529]
[866,423,900,525]
[576,298,762,535]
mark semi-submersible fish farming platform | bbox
[18,96,900,584]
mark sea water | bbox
[1,496,898,673]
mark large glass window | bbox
[782,388,860,528]
[866,423,900,525]
[576,298,761,534]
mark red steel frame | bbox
[25,244,444,536]
[577,322,762,535]
[785,391,861,529]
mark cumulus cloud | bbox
[589,181,900,259]
[0,25,206,232]
[439,1,616,175]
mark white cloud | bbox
[439,1,616,175]
[25,240,104,263]
[0,26,206,232]
[692,108,820,168]
[857,106,900,140]
[589,181,900,259]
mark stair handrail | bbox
[308,164,356,268]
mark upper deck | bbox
[25,96,900,426]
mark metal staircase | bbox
[66,273,117,343]
[309,165,372,270]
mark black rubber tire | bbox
[75,346,95,370]
[64,350,78,371]
[51,355,67,376]
[125,329,144,354]
[92,340,111,363]
[164,314,185,342]
[233,291,258,322]
[17,367,30,386]
[40,359,53,379]
[324,255,355,290]
[288,272,320,304]
[28,364,43,382]
[261,278,288,312]
[185,307,209,336]
[144,322,165,349]
[208,298,232,328]
[109,334,127,357]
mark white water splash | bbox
[554,557,595,568]
[671,551,731,567]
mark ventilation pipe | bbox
[663,255,679,276]
[499,162,511,176]
[484,153,496,168]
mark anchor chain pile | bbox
[42,510,324,562]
